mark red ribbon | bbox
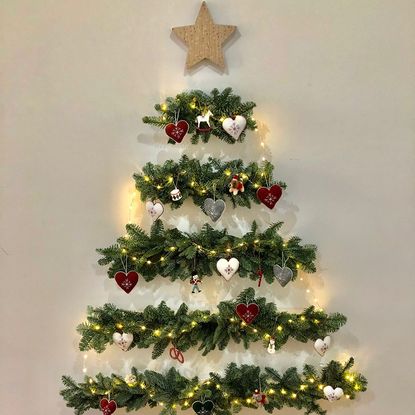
[257,269,263,287]
[169,347,184,364]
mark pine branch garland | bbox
[97,221,317,283]
[77,288,346,356]
[134,155,285,210]
[142,87,257,144]
[60,360,367,415]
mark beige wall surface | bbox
[1,1,414,414]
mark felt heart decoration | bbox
[100,398,117,415]
[165,120,189,143]
[236,303,260,324]
[216,258,239,280]
[323,386,344,402]
[222,115,247,140]
[203,198,226,222]
[114,271,139,294]
[112,332,133,351]
[192,400,214,415]
[256,185,283,209]
[145,201,164,221]
[273,265,293,287]
[314,336,331,356]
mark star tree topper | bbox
[172,2,237,71]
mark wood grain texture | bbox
[172,1,236,71]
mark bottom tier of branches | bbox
[61,359,367,415]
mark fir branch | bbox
[134,155,286,210]
[142,87,257,144]
[60,360,367,415]
[77,288,346,356]
[97,221,317,283]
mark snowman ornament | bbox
[267,338,276,354]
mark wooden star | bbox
[172,2,237,71]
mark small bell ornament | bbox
[170,187,182,201]
[229,175,244,195]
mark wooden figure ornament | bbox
[172,2,237,71]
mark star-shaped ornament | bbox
[172,2,237,71]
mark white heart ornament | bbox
[216,258,239,280]
[145,201,164,221]
[222,115,247,140]
[112,332,133,352]
[323,386,344,402]
[314,336,331,356]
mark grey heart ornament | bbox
[273,265,293,287]
[203,198,226,222]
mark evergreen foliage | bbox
[61,359,367,415]
[134,155,285,210]
[142,87,257,144]
[97,221,317,283]
[77,288,346,356]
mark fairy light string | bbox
[61,359,366,412]
[79,288,346,358]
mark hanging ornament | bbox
[203,198,226,222]
[235,302,260,324]
[165,110,189,143]
[192,400,214,415]
[114,271,139,294]
[165,120,189,143]
[323,386,344,402]
[124,374,137,386]
[222,115,247,140]
[170,173,183,201]
[112,332,133,352]
[196,109,214,132]
[267,338,276,354]
[273,251,293,287]
[314,336,331,356]
[216,258,239,280]
[256,268,263,287]
[100,398,117,415]
[273,264,293,287]
[169,346,185,364]
[229,175,245,195]
[257,184,282,209]
[190,271,202,293]
[145,200,164,221]
[252,388,268,406]
[170,187,182,201]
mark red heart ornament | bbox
[235,303,260,324]
[256,185,283,209]
[100,398,117,415]
[165,120,189,143]
[114,271,139,294]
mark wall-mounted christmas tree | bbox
[59,4,366,414]
[61,85,367,415]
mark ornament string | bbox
[120,255,128,273]
[120,254,128,273]
[174,109,180,125]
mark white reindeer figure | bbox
[196,109,213,129]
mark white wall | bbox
[1,1,414,414]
